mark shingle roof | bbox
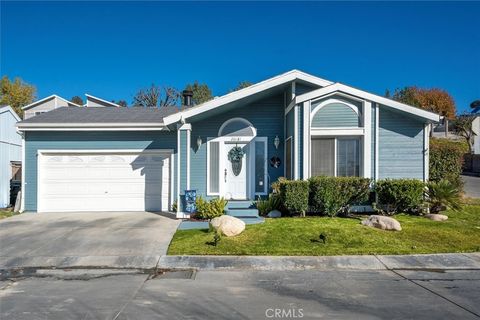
[18,106,180,125]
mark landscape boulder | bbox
[267,210,282,218]
[425,214,448,221]
[209,215,245,237]
[361,215,402,231]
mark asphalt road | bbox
[1,269,479,320]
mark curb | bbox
[158,253,480,271]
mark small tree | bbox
[452,113,477,154]
[230,81,253,92]
[184,81,212,105]
[113,100,127,107]
[71,96,84,105]
[0,76,36,117]
[132,84,180,107]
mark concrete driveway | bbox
[0,212,180,269]
[462,174,480,198]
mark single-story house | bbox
[16,70,440,217]
[0,105,22,208]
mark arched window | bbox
[311,99,360,128]
[218,118,256,137]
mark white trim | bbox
[310,98,360,120]
[176,127,181,218]
[17,122,167,131]
[170,153,174,211]
[363,101,372,178]
[303,101,310,179]
[424,123,430,182]
[334,138,338,176]
[163,70,332,125]
[375,104,379,180]
[85,94,121,108]
[20,134,25,212]
[284,99,296,115]
[294,104,299,180]
[186,129,191,190]
[217,117,256,137]
[296,83,440,122]
[17,126,167,132]
[291,81,296,99]
[310,128,365,136]
[36,149,173,213]
[22,95,83,110]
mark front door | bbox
[223,143,248,200]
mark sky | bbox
[1,1,479,112]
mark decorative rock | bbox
[209,215,245,237]
[267,210,282,218]
[361,215,402,231]
[425,214,448,221]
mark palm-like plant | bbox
[427,180,462,214]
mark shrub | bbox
[309,176,371,217]
[279,180,309,216]
[375,179,425,215]
[430,138,466,189]
[195,196,228,220]
[255,194,282,216]
[271,177,287,194]
[427,179,462,214]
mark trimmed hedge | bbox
[375,179,425,215]
[430,138,466,189]
[279,180,309,216]
[309,176,371,217]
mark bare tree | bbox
[132,84,180,107]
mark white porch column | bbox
[294,104,299,180]
[303,101,311,179]
[176,123,191,218]
[363,101,372,178]
[423,123,430,182]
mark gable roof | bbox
[85,94,121,107]
[16,106,179,131]
[0,105,21,121]
[22,94,83,110]
[164,69,440,124]
[163,69,333,125]
[295,83,441,122]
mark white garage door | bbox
[38,150,171,212]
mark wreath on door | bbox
[228,146,245,176]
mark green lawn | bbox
[168,205,480,256]
[0,209,18,220]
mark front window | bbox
[311,137,361,177]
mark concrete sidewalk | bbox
[158,252,480,271]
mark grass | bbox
[168,204,480,256]
[0,209,19,220]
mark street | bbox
[1,268,479,320]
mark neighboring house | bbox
[472,116,480,154]
[23,95,82,119]
[85,94,121,108]
[16,70,440,217]
[0,106,21,208]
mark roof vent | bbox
[182,90,194,107]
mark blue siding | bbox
[378,108,425,180]
[311,103,360,128]
[295,83,318,95]
[286,109,294,138]
[190,94,285,198]
[371,104,376,179]
[24,131,177,211]
[298,106,303,179]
